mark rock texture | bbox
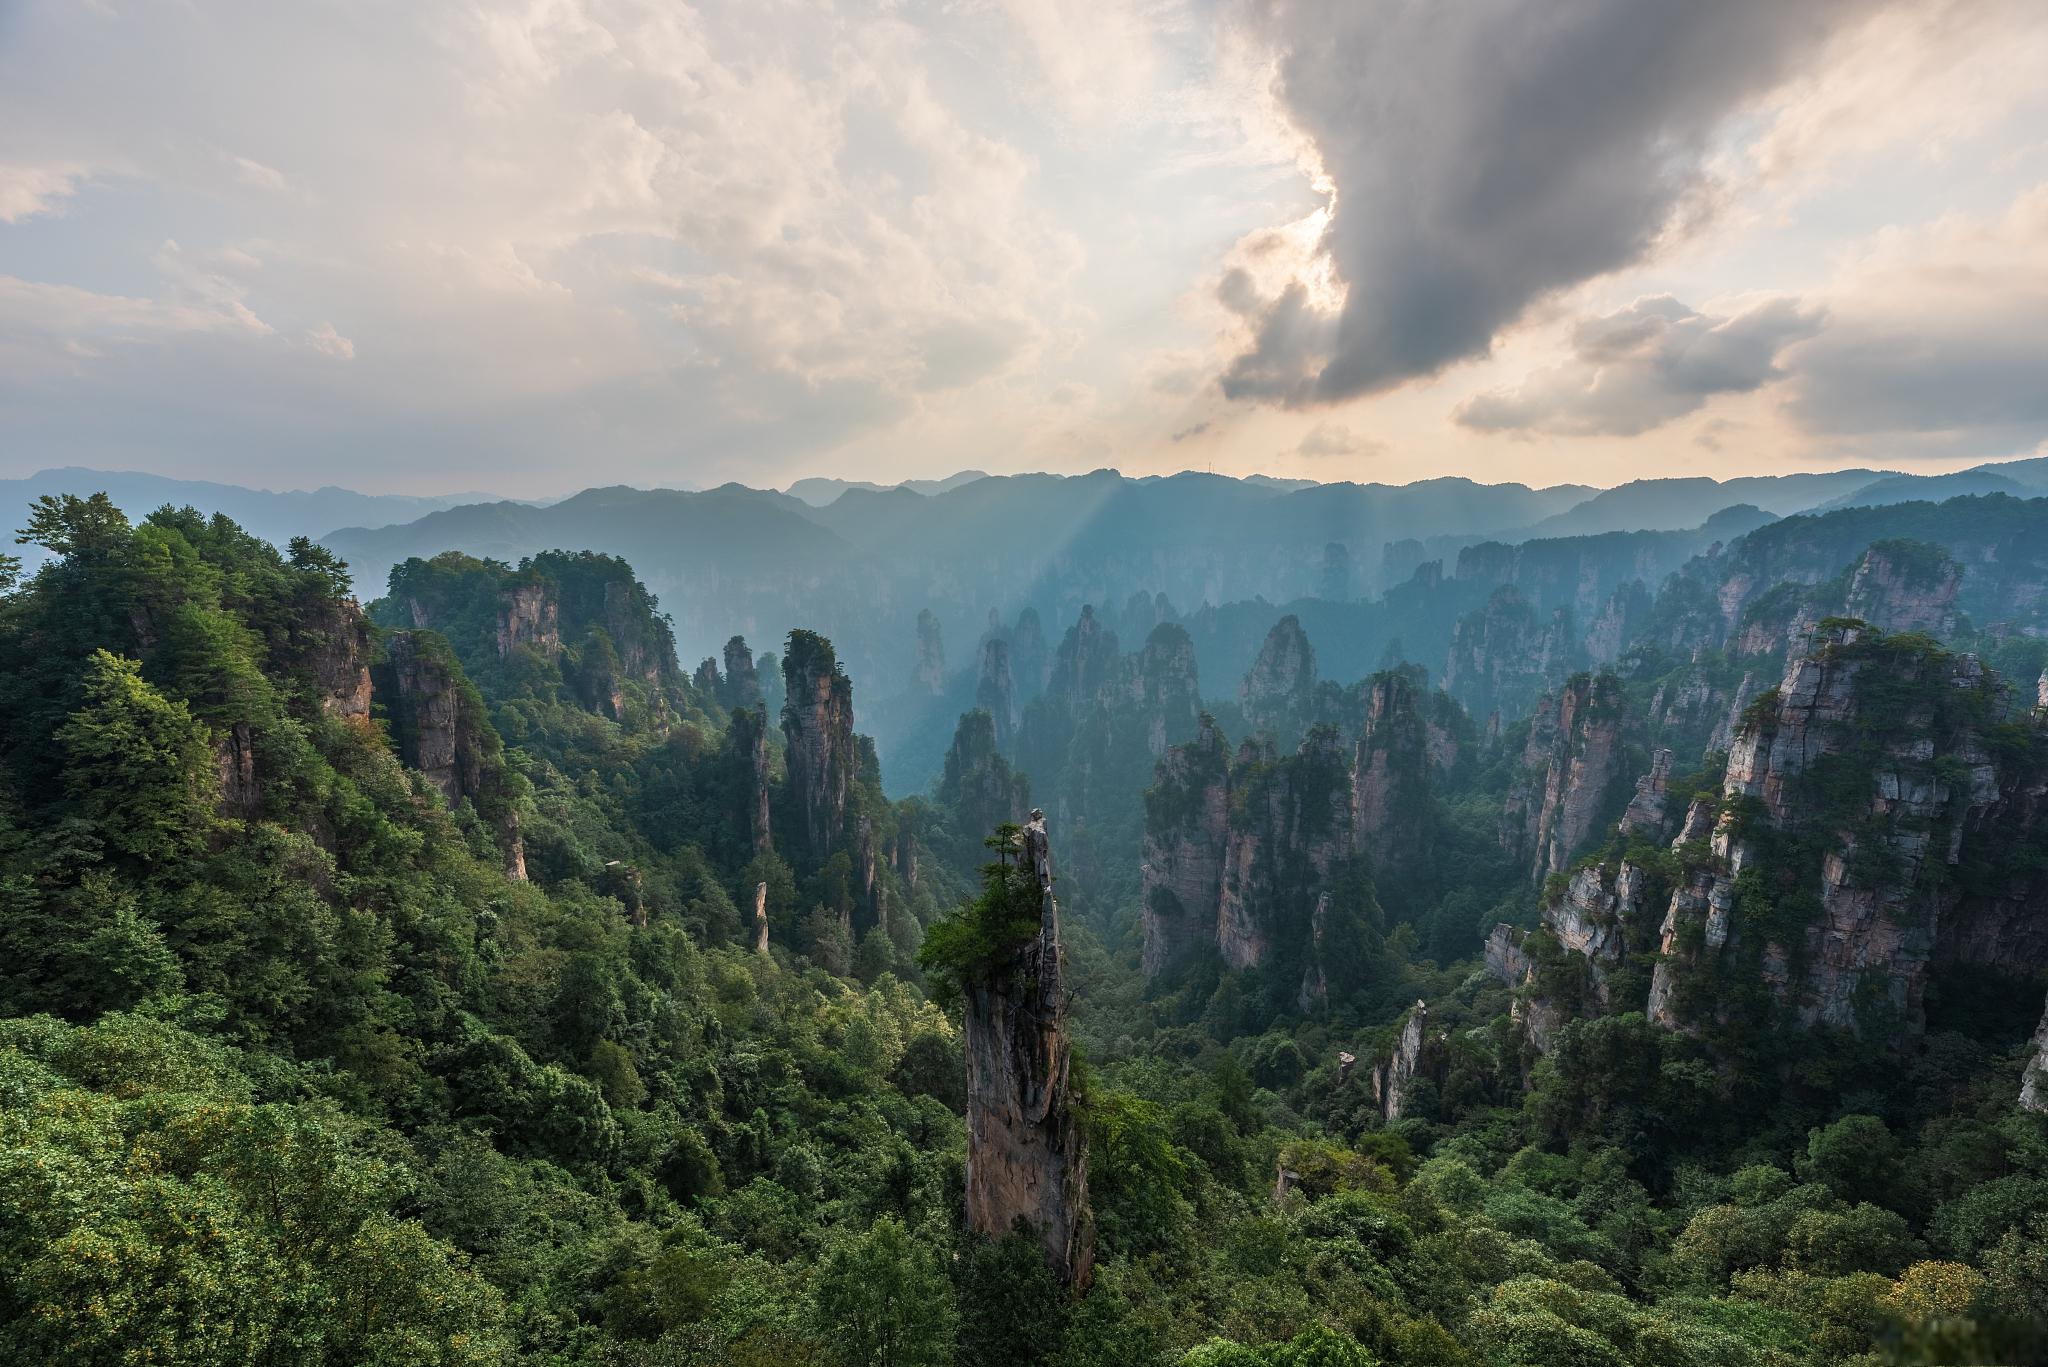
[1646,625,2048,1035]
[1368,1002,1443,1122]
[721,635,762,711]
[1141,721,1352,976]
[1010,607,1050,696]
[494,580,561,659]
[1350,668,1439,881]
[380,630,525,877]
[780,631,860,859]
[938,710,1032,848]
[295,598,374,720]
[1139,716,1231,976]
[963,814,1093,1287]
[912,608,946,695]
[1240,616,1317,741]
[2023,1000,2048,1112]
[1500,673,1627,882]
[727,705,774,856]
[1216,729,1353,972]
[1618,748,1673,837]
[976,636,1018,751]
[1048,606,1120,705]
[1444,586,1577,720]
[1843,541,1962,638]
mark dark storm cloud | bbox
[1223,0,1888,407]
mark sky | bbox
[2,0,2046,497]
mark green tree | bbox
[56,650,217,868]
[810,1216,955,1367]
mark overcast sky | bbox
[3,0,2046,496]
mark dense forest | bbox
[3,491,2047,1366]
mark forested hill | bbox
[3,493,2048,1366]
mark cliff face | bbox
[1368,1001,1445,1122]
[1140,716,1231,976]
[1217,729,1353,972]
[1240,615,1317,742]
[780,631,860,859]
[1619,748,1674,836]
[727,705,774,856]
[380,630,525,877]
[1843,541,1961,638]
[1048,605,1120,705]
[1444,586,1578,720]
[913,608,946,695]
[1585,581,1653,667]
[721,635,763,711]
[963,815,1093,1287]
[976,636,1017,751]
[493,580,561,659]
[293,597,374,720]
[1645,626,2048,1035]
[1010,607,1050,696]
[1350,669,1435,881]
[1124,624,1202,756]
[938,710,1032,856]
[1141,720,1354,978]
[2024,1002,2048,1112]
[1500,673,1627,882]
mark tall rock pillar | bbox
[963,811,1094,1287]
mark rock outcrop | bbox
[938,711,1032,851]
[963,814,1093,1287]
[976,636,1018,751]
[1141,721,1352,977]
[292,597,374,720]
[1240,616,1317,742]
[1444,586,1578,720]
[494,579,561,659]
[913,608,946,695]
[1646,625,2048,1035]
[780,631,860,859]
[1351,668,1440,881]
[1140,716,1231,976]
[1125,624,1202,756]
[727,704,774,856]
[1842,541,1962,638]
[1585,581,1652,667]
[379,630,525,877]
[1618,748,1673,837]
[1367,1002,1443,1122]
[2023,1001,2048,1112]
[721,635,762,711]
[1500,673,1627,882]
[1048,605,1120,705]
[1010,607,1050,696]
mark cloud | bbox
[0,164,87,223]
[0,0,1101,487]
[1455,295,1824,437]
[1295,419,1380,457]
[1217,0,1889,407]
[1783,181,2048,444]
[304,322,355,360]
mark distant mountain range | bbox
[783,469,990,506]
[2,467,521,567]
[14,456,2048,787]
